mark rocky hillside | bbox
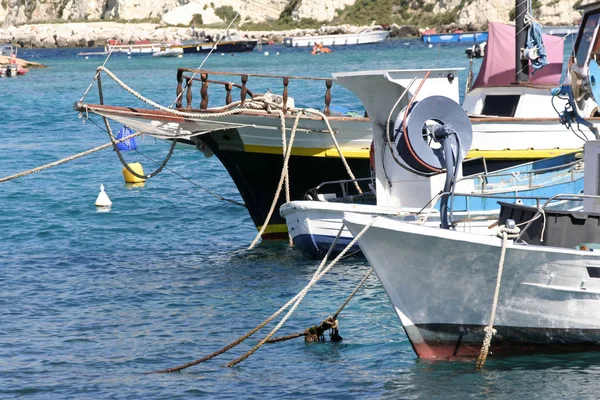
[0,0,594,28]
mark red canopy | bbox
[472,22,564,89]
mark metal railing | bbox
[304,177,375,201]
[175,68,335,115]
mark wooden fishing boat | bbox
[280,21,597,256]
[75,19,597,242]
[75,68,372,240]
[344,1,600,361]
[175,39,257,54]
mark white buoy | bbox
[428,44,433,48]
[264,51,269,56]
[95,184,112,207]
[85,56,89,59]
[221,53,225,56]
[276,52,280,55]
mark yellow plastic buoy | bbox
[122,162,146,184]
[95,184,112,207]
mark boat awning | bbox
[472,22,564,89]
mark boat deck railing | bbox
[514,193,597,241]
[175,68,335,115]
[437,191,585,227]
[304,176,375,201]
[458,158,583,192]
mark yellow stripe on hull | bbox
[245,145,582,161]
[466,148,582,160]
[257,223,289,234]
[244,145,370,159]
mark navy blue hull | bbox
[292,233,361,258]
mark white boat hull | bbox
[344,212,600,360]
[281,200,497,257]
[284,31,390,47]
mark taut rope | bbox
[226,218,376,367]
[247,111,303,250]
[153,217,376,373]
[0,131,142,184]
[266,268,373,344]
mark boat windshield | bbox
[576,12,600,68]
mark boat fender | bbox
[122,162,146,184]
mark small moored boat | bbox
[284,27,390,47]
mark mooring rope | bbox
[266,224,345,344]
[0,131,143,184]
[91,66,364,245]
[95,66,300,121]
[266,268,374,343]
[225,217,376,367]
[475,224,521,370]
[85,116,246,207]
[96,73,179,180]
[304,108,363,194]
[247,112,302,250]
[278,109,293,246]
[154,217,375,373]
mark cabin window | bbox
[480,95,520,117]
[587,267,600,278]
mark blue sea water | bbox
[2,39,598,399]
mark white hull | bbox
[284,31,390,47]
[152,48,183,57]
[79,106,372,153]
[281,200,498,257]
[344,212,600,359]
[106,43,169,54]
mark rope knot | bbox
[497,224,521,239]
[322,316,338,330]
[484,326,497,336]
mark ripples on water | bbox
[1,40,596,399]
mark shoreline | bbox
[0,21,427,49]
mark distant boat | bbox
[105,39,171,54]
[77,50,110,57]
[152,48,183,57]
[175,39,257,54]
[283,28,390,47]
[465,41,486,58]
[422,30,488,44]
[0,64,28,77]
[175,28,258,54]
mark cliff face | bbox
[0,0,594,28]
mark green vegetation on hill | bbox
[239,0,468,31]
[332,0,464,27]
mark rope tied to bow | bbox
[475,223,520,370]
